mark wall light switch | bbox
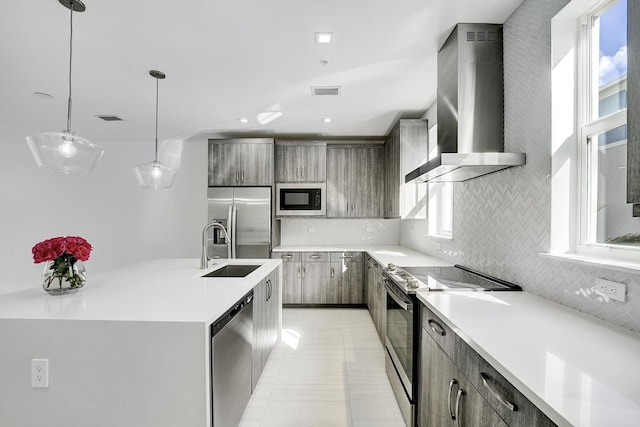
[31,359,49,388]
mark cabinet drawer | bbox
[463,348,557,427]
[329,252,362,262]
[272,252,301,262]
[302,252,329,262]
[421,306,457,359]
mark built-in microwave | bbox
[275,183,326,217]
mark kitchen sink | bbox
[201,264,261,278]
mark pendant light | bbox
[132,70,178,190]
[26,0,104,175]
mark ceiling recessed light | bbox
[315,32,333,44]
[239,118,249,123]
[323,117,332,123]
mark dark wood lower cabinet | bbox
[275,251,364,305]
[419,306,557,427]
[420,331,508,427]
[281,261,302,304]
[252,271,280,390]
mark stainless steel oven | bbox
[382,263,522,427]
[275,183,326,216]
[384,278,419,427]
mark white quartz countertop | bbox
[416,291,640,427]
[0,258,281,324]
[273,245,452,268]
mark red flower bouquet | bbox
[32,236,92,294]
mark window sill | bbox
[540,252,640,274]
[426,233,453,241]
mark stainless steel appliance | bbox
[405,23,525,184]
[383,264,521,427]
[207,187,271,259]
[275,182,326,217]
[211,290,254,427]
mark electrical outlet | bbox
[595,279,627,302]
[308,227,316,233]
[31,359,49,388]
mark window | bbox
[550,0,637,267]
[426,123,453,238]
[577,0,637,255]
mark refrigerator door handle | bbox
[231,205,237,258]
[226,205,233,259]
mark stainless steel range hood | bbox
[406,23,525,184]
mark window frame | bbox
[575,0,635,260]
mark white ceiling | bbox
[0,0,522,145]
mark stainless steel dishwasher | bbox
[211,290,253,427]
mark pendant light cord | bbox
[66,3,74,133]
[154,76,159,163]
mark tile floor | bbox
[239,308,405,427]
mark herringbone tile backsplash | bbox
[411,0,640,333]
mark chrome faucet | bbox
[201,221,232,269]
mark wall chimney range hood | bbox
[406,23,525,184]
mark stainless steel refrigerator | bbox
[207,187,271,259]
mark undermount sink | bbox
[201,264,261,278]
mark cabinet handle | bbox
[241,170,245,183]
[454,389,464,426]
[297,266,301,278]
[352,202,355,213]
[301,165,305,179]
[339,255,353,259]
[236,171,239,184]
[281,254,293,259]
[346,201,349,214]
[428,319,446,336]
[309,254,322,259]
[480,372,518,412]
[331,267,335,278]
[302,267,306,278]
[448,379,458,420]
[296,166,300,179]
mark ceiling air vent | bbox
[311,86,341,96]
[97,115,124,121]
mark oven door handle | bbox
[384,282,411,310]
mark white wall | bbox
[0,136,208,294]
[280,218,400,246]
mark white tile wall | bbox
[280,219,400,247]
[401,0,640,333]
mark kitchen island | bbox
[0,258,282,427]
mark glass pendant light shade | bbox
[132,69,178,190]
[26,131,104,175]
[132,160,178,190]
[26,0,103,174]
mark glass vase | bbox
[41,258,86,295]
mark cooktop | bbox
[384,264,522,294]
